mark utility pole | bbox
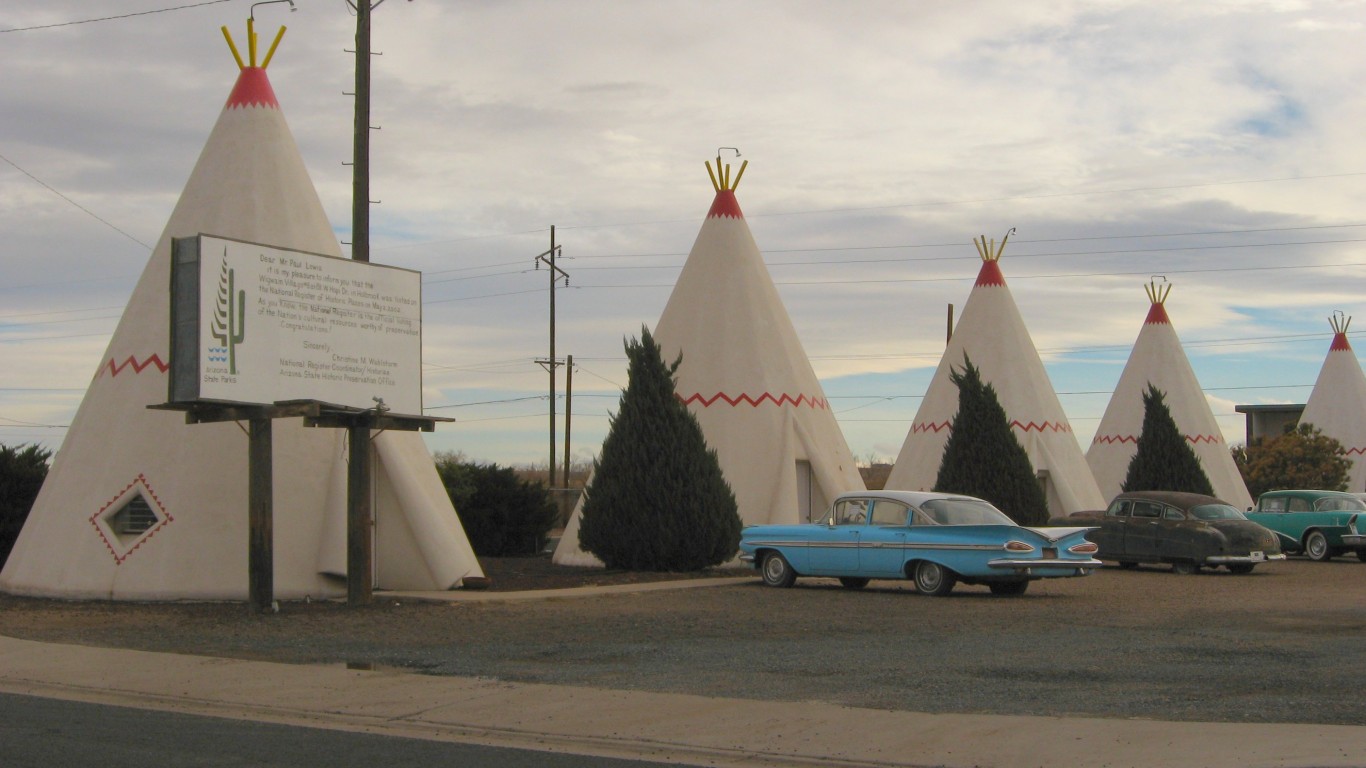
[535,228,568,488]
[343,0,394,604]
[347,0,389,263]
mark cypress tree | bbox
[1122,384,1215,495]
[933,356,1049,526]
[578,326,741,570]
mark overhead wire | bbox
[0,0,235,33]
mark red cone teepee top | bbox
[1144,279,1172,325]
[972,230,1013,287]
[707,189,743,219]
[1330,313,1353,351]
[974,259,1006,287]
[705,153,747,219]
[226,68,279,109]
[220,18,285,109]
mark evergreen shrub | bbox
[578,327,741,571]
[933,356,1050,526]
[1121,384,1214,495]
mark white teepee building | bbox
[553,157,864,566]
[0,25,481,600]
[884,234,1105,517]
[1086,281,1252,508]
[1298,314,1366,493]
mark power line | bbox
[0,152,152,249]
[571,260,1366,292]
[570,235,1366,271]
[0,0,235,33]
[537,172,1366,234]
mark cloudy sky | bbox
[3,0,1364,472]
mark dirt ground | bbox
[1,556,1363,726]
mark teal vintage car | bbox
[1246,490,1366,562]
[738,491,1101,596]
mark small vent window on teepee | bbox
[89,475,173,564]
[104,496,160,543]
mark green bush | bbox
[933,356,1049,526]
[578,327,741,571]
[434,452,557,557]
[1,443,51,567]
[1233,423,1350,498]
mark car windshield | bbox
[918,498,1015,526]
[1315,497,1366,512]
[1189,504,1247,521]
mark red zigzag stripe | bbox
[677,392,829,409]
[98,353,169,378]
[913,420,1072,434]
[1093,434,1226,446]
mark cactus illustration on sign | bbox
[211,249,246,374]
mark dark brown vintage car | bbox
[1054,491,1285,574]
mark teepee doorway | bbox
[796,460,815,521]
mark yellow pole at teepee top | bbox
[221,21,287,70]
[221,26,246,69]
[1145,277,1172,306]
[973,228,1014,261]
[261,27,287,68]
[705,155,749,192]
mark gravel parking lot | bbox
[1,558,1362,726]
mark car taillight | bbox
[1068,541,1099,554]
[1004,540,1035,553]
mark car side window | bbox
[1107,500,1131,518]
[1131,502,1162,519]
[834,499,869,525]
[1260,497,1286,513]
[1288,497,1311,512]
[870,501,909,526]
[1163,507,1185,520]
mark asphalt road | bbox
[0,693,703,768]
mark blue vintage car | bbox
[738,490,1101,596]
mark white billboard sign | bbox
[170,235,423,414]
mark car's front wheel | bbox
[1227,563,1255,574]
[989,580,1029,596]
[1171,561,1198,575]
[912,561,956,596]
[838,577,870,589]
[761,552,797,588]
[1304,530,1331,561]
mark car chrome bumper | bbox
[1341,534,1365,548]
[738,553,756,564]
[988,557,1104,573]
[1205,552,1287,564]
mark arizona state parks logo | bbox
[208,249,247,375]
